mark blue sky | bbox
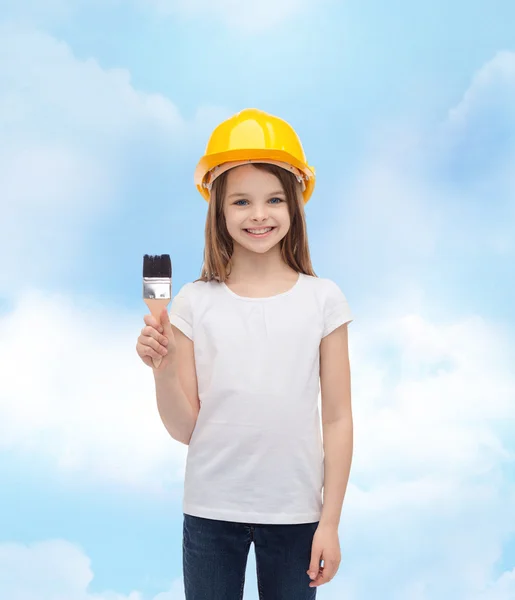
[1,1,514,598]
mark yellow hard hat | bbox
[194,108,316,203]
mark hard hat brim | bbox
[194,148,315,203]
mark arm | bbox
[307,322,353,586]
[319,322,353,527]
[153,325,200,445]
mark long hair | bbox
[195,163,317,282]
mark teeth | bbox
[246,227,272,234]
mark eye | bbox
[234,199,248,206]
[269,197,285,204]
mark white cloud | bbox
[5,284,512,490]
[446,50,515,130]
[475,568,515,600]
[0,23,225,297]
[333,51,515,286]
[3,529,515,600]
[1,285,514,598]
[1,23,514,600]
[438,51,515,216]
[146,0,314,33]
[0,25,183,135]
[350,312,514,483]
[0,289,187,490]
[0,539,268,600]
[313,286,515,599]
[0,540,182,600]
[318,50,515,599]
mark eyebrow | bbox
[227,190,285,199]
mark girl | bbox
[136,108,354,599]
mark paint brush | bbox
[143,253,172,369]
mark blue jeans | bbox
[183,513,319,599]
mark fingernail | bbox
[309,572,315,579]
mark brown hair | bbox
[195,163,317,282]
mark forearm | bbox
[319,414,353,527]
[153,369,198,445]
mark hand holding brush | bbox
[137,254,175,371]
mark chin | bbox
[248,244,276,254]
[237,240,276,254]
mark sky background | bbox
[1,0,515,598]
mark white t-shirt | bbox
[169,272,353,525]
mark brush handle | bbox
[143,297,170,369]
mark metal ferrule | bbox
[143,278,171,299]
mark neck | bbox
[228,244,295,282]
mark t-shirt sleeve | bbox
[322,279,353,338]
[169,283,194,340]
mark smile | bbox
[244,227,276,238]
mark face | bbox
[222,164,291,254]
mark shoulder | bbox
[173,279,222,309]
[301,275,353,336]
[301,274,349,303]
[301,274,352,327]
[169,280,218,337]
[175,279,213,298]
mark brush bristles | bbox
[143,254,172,278]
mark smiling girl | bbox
[136,108,354,599]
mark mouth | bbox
[243,227,276,238]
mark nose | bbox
[250,205,269,222]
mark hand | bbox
[136,308,177,370]
[307,523,341,588]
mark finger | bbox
[145,349,164,362]
[141,343,166,361]
[142,325,168,346]
[139,334,167,356]
[309,566,328,588]
[146,337,168,355]
[160,307,172,332]
[139,338,167,357]
[309,560,339,587]
[144,313,163,333]
[308,551,322,581]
